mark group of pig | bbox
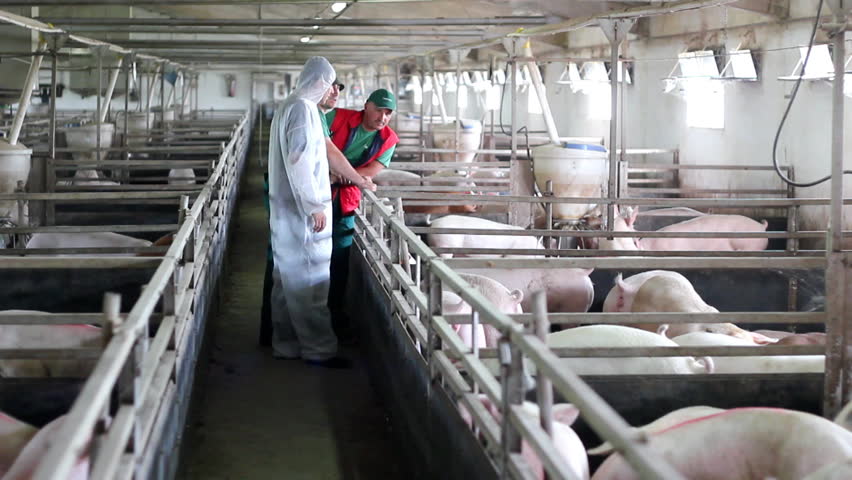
[424,209,837,478]
[444,268,823,376]
[463,395,852,479]
[426,207,770,256]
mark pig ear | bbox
[626,206,639,228]
[510,289,524,304]
[613,274,628,310]
[750,332,778,345]
[657,324,670,338]
[552,404,580,426]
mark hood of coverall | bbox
[293,57,336,105]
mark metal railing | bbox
[25,110,250,480]
[354,189,689,480]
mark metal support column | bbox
[823,0,851,417]
[599,19,634,234]
[46,34,59,226]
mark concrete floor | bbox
[178,127,407,480]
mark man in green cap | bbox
[326,88,399,342]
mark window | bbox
[684,78,724,129]
[800,44,834,78]
[678,51,724,129]
[724,50,758,80]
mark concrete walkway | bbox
[178,127,407,480]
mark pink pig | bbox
[592,408,852,480]
[460,395,589,480]
[597,206,769,251]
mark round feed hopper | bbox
[533,143,609,220]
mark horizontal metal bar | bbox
[442,256,825,269]
[0,256,162,269]
[629,188,788,195]
[409,226,832,239]
[628,163,791,172]
[443,312,826,325]
[432,247,826,257]
[475,345,824,359]
[0,224,177,234]
[386,192,852,207]
[0,347,102,360]
[39,16,551,27]
[58,26,488,37]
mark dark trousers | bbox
[328,246,351,334]
[259,245,274,346]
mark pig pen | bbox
[347,190,704,480]
[363,188,844,477]
[0,111,250,479]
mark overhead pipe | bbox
[520,40,560,145]
[8,38,47,146]
[99,56,123,123]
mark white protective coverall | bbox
[268,57,337,360]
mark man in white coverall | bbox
[268,56,373,368]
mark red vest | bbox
[329,108,398,215]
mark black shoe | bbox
[304,356,352,369]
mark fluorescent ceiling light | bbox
[331,2,348,13]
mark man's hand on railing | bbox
[359,175,377,192]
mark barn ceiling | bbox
[0,1,786,72]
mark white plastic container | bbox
[61,124,115,180]
[431,119,482,163]
[151,106,175,123]
[114,112,151,147]
[533,142,609,220]
[62,123,115,160]
[0,140,32,223]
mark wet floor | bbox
[178,126,407,480]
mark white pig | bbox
[459,395,589,480]
[168,168,196,185]
[600,206,769,251]
[426,215,544,258]
[26,232,152,256]
[458,268,595,314]
[805,458,852,479]
[603,271,776,344]
[372,169,422,186]
[0,311,103,378]
[442,291,486,349]
[672,331,824,374]
[57,169,119,187]
[588,405,725,455]
[0,412,37,477]
[457,273,523,347]
[545,325,713,375]
[592,408,852,480]
[4,415,89,480]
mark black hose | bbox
[771,0,851,187]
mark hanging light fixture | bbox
[331,2,348,13]
[300,36,312,43]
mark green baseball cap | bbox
[366,88,396,111]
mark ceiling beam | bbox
[0,0,422,4]
[729,0,789,18]
[37,16,554,28]
[116,39,448,48]
[60,26,491,37]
